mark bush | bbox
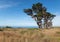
[0,29,3,31]
[5,26,12,28]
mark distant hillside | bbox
[0,28,60,42]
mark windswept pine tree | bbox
[24,2,56,28]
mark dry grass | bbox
[0,28,60,42]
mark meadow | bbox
[0,28,60,42]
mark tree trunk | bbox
[37,20,42,28]
[44,18,48,29]
[49,20,52,28]
[47,18,52,28]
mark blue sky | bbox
[0,0,60,27]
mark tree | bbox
[24,2,56,28]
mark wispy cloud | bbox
[0,0,19,9]
[0,4,12,8]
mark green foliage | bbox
[5,26,12,28]
[28,28,39,30]
[24,2,56,28]
[24,9,33,16]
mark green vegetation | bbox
[0,28,3,31]
[5,26,12,28]
[28,28,39,30]
[24,2,56,28]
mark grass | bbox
[20,31,28,34]
[0,27,60,42]
[0,28,3,31]
[56,32,60,34]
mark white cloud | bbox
[0,1,19,9]
[0,4,12,8]
[53,15,60,26]
[52,12,60,26]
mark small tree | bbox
[24,2,56,28]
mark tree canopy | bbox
[24,2,56,28]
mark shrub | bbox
[5,26,12,28]
[0,29,3,31]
